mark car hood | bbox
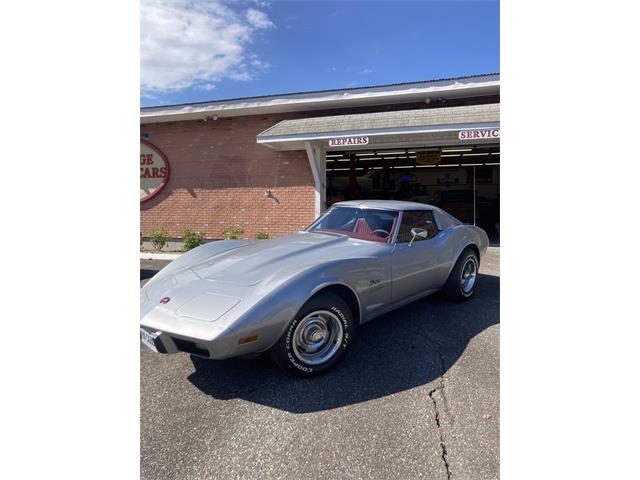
[141,232,388,327]
[189,232,355,286]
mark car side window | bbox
[396,211,438,243]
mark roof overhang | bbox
[140,74,499,124]
[256,104,500,151]
[258,123,500,151]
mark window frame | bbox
[394,209,440,244]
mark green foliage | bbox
[182,230,206,251]
[221,226,245,240]
[255,231,269,240]
[148,230,168,252]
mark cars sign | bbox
[140,139,170,202]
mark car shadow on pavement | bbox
[188,273,499,414]
[140,269,158,280]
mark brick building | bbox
[140,73,500,242]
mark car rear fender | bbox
[444,225,488,278]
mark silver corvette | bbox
[140,200,489,376]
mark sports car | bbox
[140,200,489,376]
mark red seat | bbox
[354,218,372,234]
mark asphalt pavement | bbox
[140,248,500,480]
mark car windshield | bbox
[306,207,398,243]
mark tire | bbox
[442,248,479,301]
[270,291,355,377]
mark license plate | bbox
[140,329,159,352]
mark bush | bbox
[255,231,269,240]
[182,230,205,251]
[221,226,244,240]
[148,230,168,252]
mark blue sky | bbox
[141,1,499,107]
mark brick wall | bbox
[140,113,315,240]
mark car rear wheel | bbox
[442,248,479,301]
[270,291,355,377]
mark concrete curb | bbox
[140,252,182,260]
[141,245,499,262]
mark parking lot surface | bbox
[140,248,499,480]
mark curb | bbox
[140,245,499,261]
[140,252,182,260]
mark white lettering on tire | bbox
[285,304,350,370]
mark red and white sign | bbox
[140,139,170,202]
[328,136,369,147]
[458,128,500,140]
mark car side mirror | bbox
[408,227,428,247]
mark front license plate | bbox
[140,329,159,352]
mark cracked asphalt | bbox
[140,247,499,480]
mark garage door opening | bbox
[325,144,500,238]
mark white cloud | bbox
[141,0,274,94]
[246,8,274,29]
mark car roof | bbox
[332,200,438,211]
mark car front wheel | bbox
[270,291,355,377]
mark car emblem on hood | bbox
[159,297,171,304]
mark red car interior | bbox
[314,209,398,243]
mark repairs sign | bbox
[328,136,369,147]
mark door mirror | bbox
[408,227,428,247]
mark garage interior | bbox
[325,144,500,239]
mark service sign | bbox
[458,128,500,140]
[140,139,170,202]
[328,136,369,147]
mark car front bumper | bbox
[140,327,241,359]
[139,322,279,360]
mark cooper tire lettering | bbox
[270,291,356,377]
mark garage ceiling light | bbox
[442,148,473,153]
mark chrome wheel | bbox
[292,310,344,366]
[460,257,478,294]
